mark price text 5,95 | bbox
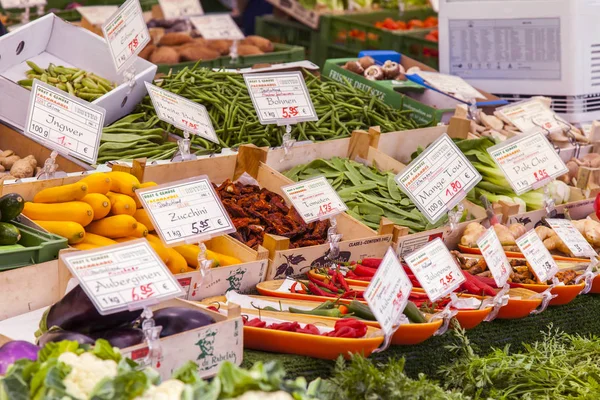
[191,219,210,234]
[282,106,299,119]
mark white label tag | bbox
[497,99,562,135]
[243,72,318,125]
[415,71,486,101]
[364,247,413,336]
[487,132,568,195]
[476,227,511,287]
[404,238,465,303]
[136,176,235,246]
[189,14,244,41]
[77,6,118,25]
[102,0,151,74]
[395,134,482,224]
[24,80,104,165]
[145,83,218,144]
[158,0,203,19]
[61,240,184,315]
[0,0,45,8]
[515,229,559,283]
[546,219,598,259]
[281,176,348,224]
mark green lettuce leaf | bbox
[91,340,121,363]
[37,341,83,364]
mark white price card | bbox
[158,0,203,19]
[546,219,598,259]
[77,6,118,25]
[145,82,218,144]
[102,0,151,74]
[61,239,184,315]
[24,80,104,165]
[189,14,244,41]
[364,247,413,336]
[515,229,559,283]
[281,176,348,224]
[415,71,485,101]
[395,134,482,224]
[404,238,465,303]
[476,227,511,287]
[244,72,318,125]
[487,132,568,195]
[136,176,235,246]
[0,0,45,8]
[496,99,562,135]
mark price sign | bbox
[77,6,118,25]
[546,219,598,259]
[136,176,235,246]
[102,0,151,74]
[476,227,511,287]
[515,229,559,283]
[395,134,481,224]
[24,80,104,165]
[404,238,465,302]
[61,240,184,315]
[189,14,244,41]
[0,0,45,8]
[487,132,568,195]
[364,247,413,336]
[158,0,203,19]
[145,83,218,144]
[415,71,485,101]
[281,176,347,224]
[244,72,318,125]
[496,99,562,135]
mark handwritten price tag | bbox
[488,132,568,195]
[516,229,559,283]
[404,238,465,302]
[281,176,347,224]
[24,80,104,165]
[158,0,203,19]
[76,6,118,25]
[476,227,511,287]
[145,83,218,144]
[61,240,184,315]
[189,14,244,41]
[546,219,598,259]
[136,176,235,246]
[102,0,150,74]
[244,72,318,125]
[496,99,562,135]
[364,247,413,336]
[395,134,481,224]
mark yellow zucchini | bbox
[80,173,111,194]
[133,208,155,231]
[166,247,194,275]
[33,182,88,203]
[24,202,94,227]
[134,181,157,208]
[114,237,138,243]
[131,222,148,238]
[81,232,117,247]
[106,192,136,216]
[34,220,85,244]
[206,249,242,266]
[81,193,111,220]
[73,243,100,251]
[144,235,170,264]
[106,171,140,196]
[86,215,138,238]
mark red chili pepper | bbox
[296,324,320,335]
[325,326,357,338]
[409,276,421,287]
[268,321,300,331]
[206,306,219,312]
[346,270,359,279]
[336,270,350,292]
[341,290,364,299]
[291,281,308,294]
[460,271,482,295]
[360,258,382,268]
[335,319,367,337]
[245,318,267,328]
[307,282,337,297]
[402,264,413,275]
[352,265,376,277]
[308,274,340,292]
[409,292,429,299]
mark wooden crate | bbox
[0,256,243,379]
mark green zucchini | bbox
[0,223,21,245]
[0,193,24,222]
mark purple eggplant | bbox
[152,307,215,338]
[0,341,39,374]
[38,330,95,347]
[39,285,141,334]
[91,328,145,349]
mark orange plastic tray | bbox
[591,275,600,294]
[458,244,589,263]
[519,282,584,306]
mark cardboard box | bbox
[0,14,157,129]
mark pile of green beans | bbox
[18,61,116,102]
[284,157,448,233]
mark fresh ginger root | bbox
[572,219,600,247]
[460,222,487,247]
[493,224,516,246]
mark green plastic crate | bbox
[156,43,305,74]
[0,220,68,271]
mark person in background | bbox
[236,0,273,35]
[0,20,7,37]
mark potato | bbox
[150,46,180,65]
[206,40,232,55]
[237,44,264,56]
[158,32,193,46]
[178,45,221,62]
[241,35,274,52]
[138,44,156,60]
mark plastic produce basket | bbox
[156,43,305,74]
[0,220,68,271]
